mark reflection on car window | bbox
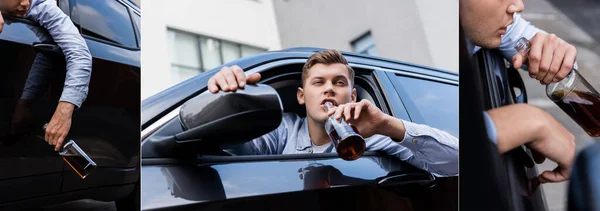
[132,12,140,43]
[393,76,458,137]
[74,0,137,48]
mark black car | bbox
[141,48,459,210]
[0,0,140,210]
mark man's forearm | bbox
[487,104,545,153]
[379,115,406,140]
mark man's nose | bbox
[507,0,525,14]
[20,0,30,6]
[323,83,335,96]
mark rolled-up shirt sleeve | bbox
[396,120,458,177]
[28,0,92,108]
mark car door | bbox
[473,48,547,211]
[142,54,457,210]
[57,0,141,192]
[0,15,66,204]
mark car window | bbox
[73,0,137,48]
[391,75,458,137]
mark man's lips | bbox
[321,99,337,106]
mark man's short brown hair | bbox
[301,49,355,87]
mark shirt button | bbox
[412,138,417,143]
[308,148,313,153]
[414,131,419,135]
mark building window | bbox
[167,29,267,84]
[351,32,377,56]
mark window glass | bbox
[222,41,241,63]
[241,45,265,57]
[168,30,201,84]
[393,76,458,137]
[200,37,222,71]
[132,12,140,43]
[352,32,377,56]
[75,0,137,48]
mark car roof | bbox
[277,47,458,77]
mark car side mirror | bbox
[176,84,283,146]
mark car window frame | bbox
[476,49,547,211]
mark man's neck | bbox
[306,117,330,146]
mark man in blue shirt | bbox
[207,49,459,177]
[460,0,576,184]
[0,0,92,151]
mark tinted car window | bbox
[392,75,458,137]
[75,0,137,48]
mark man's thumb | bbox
[512,54,525,69]
[247,73,261,84]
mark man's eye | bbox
[337,81,346,85]
[313,81,322,85]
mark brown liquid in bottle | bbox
[550,90,600,137]
[327,127,366,161]
[62,154,96,179]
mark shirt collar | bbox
[296,117,312,151]
[296,117,337,153]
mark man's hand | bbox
[489,104,575,184]
[512,32,577,85]
[45,102,75,151]
[207,65,261,93]
[325,99,395,138]
[0,13,4,34]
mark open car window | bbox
[141,61,403,159]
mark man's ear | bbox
[297,87,305,105]
[352,88,357,102]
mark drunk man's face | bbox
[297,63,356,123]
[0,0,31,18]
[460,0,524,48]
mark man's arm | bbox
[330,100,459,176]
[28,0,91,151]
[487,104,575,183]
[29,0,91,108]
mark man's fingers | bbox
[343,104,353,121]
[55,135,66,151]
[207,78,219,93]
[528,33,545,78]
[247,73,262,84]
[557,46,576,81]
[0,14,4,34]
[512,54,525,70]
[334,105,345,120]
[546,41,567,84]
[231,65,247,88]
[222,68,239,91]
[45,127,51,145]
[354,103,363,120]
[214,72,230,91]
[540,36,560,84]
[538,167,569,183]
